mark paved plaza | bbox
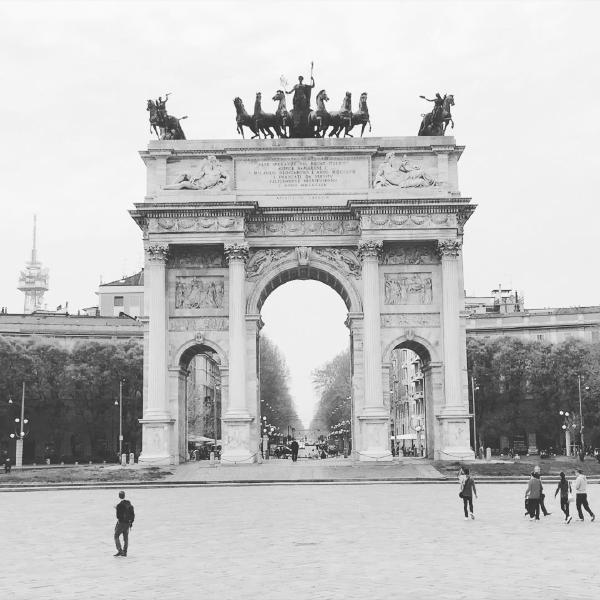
[2,482,599,600]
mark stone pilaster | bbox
[221,242,254,463]
[436,238,473,459]
[139,243,175,465]
[356,240,391,461]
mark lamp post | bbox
[577,375,590,458]
[559,410,573,456]
[471,376,479,457]
[114,379,125,461]
[213,383,221,456]
[8,382,29,469]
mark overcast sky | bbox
[1,0,599,425]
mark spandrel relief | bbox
[313,248,361,278]
[384,273,433,305]
[246,249,293,280]
[175,276,225,309]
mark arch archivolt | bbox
[382,332,439,364]
[245,252,363,314]
[171,337,228,370]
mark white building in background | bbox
[96,270,144,317]
[17,215,49,314]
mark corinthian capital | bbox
[436,239,462,258]
[146,243,169,263]
[358,240,383,261]
[224,242,249,264]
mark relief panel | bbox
[384,273,433,305]
[175,276,225,309]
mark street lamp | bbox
[8,382,29,469]
[471,376,480,457]
[213,383,221,456]
[114,378,125,461]
[577,375,590,459]
[559,410,574,456]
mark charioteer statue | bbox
[147,92,187,140]
[418,92,455,136]
[281,62,316,138]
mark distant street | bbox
[2,483,599,599]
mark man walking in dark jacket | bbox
[114,490,135,557]
[290,439,299,462]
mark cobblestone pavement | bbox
[2,483,599,600]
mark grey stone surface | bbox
[2,484,598,599]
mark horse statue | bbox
[418,94,454,136]
[271,90,291,138]
[253,92,285,138]
[308,89,332,137]
[344,92,371,138]
[147,99,187,140]
[327,92,353,137]
[233,97,260,139]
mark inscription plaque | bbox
[235,156,368,191]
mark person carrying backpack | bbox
[114,490,135,557]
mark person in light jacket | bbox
[526,472,543,520]
[574,468,595,522]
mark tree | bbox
[310,348,351,432]
[259,336,302,435]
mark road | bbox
[2,483,598,599]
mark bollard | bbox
[209,451,215,464]
[75,461,79,466]
[129,452,135,465]
[121,453,127,466]
[486,447,491,461]
[46,458,51,465]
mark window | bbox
[114,296,124,307]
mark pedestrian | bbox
[4,454,11,473]
[574,468,595,522]
[554,471,572,524]
[525,472,543,520]
[114,490,135,557]
[533,465,551,516]
[459,467,477,520]
[290,439,299,462]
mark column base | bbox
[221,411,256,465]
[357,408,393,462]
[138,417,176,466]
[436,409,474,461]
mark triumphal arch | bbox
[131,135,475,464]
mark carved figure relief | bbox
[246,249,292,280]
[384,273,433,305]
[175,276,225,309]
[374,152,439,188]
[245,219,360,237]
[170,247,225,268]
[313,248,361,278]
[163,155,230,191]
[381,244,438,265]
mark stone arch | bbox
[172,338,228,370]
[383,333,438,365]
[246,254,363,314]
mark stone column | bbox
[356,240,391,461]
[139,243,174,465]
[221,242,254,463]
[436,239,473,459]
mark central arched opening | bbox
[389,341,432,458]
[179,343,222,461]
[259,276,352,461]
